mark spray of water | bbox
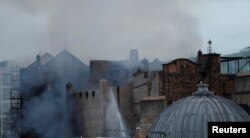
[105,88,128,137]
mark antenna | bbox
[208,38,212,54]
[65,32,67,50]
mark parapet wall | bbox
[67,80,108,137]
[74,89,104,137]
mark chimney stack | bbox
[66,82,74,93]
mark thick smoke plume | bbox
[21,88,71,137]
[1,0,201,63]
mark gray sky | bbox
[0,0,249,65]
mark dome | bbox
[150,84,250,138]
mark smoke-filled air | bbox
[0,0,202,64]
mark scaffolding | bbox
[3,65,21,137]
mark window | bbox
[79,92,82,98]
[11,100,20,108]
[2,103,10,114]
[85,92,88,99]
[3,88,10,100]
[2,73,11,85]
[92,91,95,98]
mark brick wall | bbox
[162,59,201,104]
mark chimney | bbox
[197,50,202,64]
[36,54,41,67]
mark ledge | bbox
[141,96,165,101]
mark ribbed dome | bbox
[150,84,250,138]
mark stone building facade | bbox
[67,80,106,137]
[233,73,250,114]
[131,51,236,136]
[67,80,133,137]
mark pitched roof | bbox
[27,53,53,68]
[43,50,88,71]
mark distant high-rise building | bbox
[129,49,139,72]
[140,58,149,71]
